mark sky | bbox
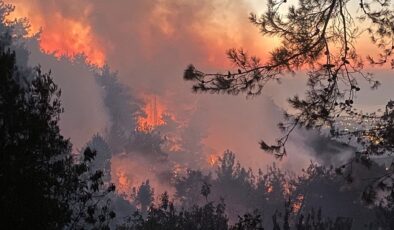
[5,0,394,174]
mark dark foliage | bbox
[95,65,143,154]
[0,11,116,228]
[131,180,155,216]
[172,151,391,229]
[119,190,229,230]
[184,0,394,205]
[126,129,168,161]
[84,133,113,183]
[119,182,359,230]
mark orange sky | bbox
[7,0,106,66]
[5,0,275,68]
[5,0,384,69]
[4,0,392,174]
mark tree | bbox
[133,180,155,216]
[0,5,116,227]
[184,0,394,203]
[119,186,354,230]
[67,148,117,230]
[174,169,212,208]
[0,46,116,229]
[119,188,229,230]
[291,162,381,228]
[0,41,70,228]
[84,133,113,183]
[96,65,143,154]
[374,186,394,229]
[126,129,168,161]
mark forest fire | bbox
[115,168,132,196]
[137,95,167,132]
[38,18,106,67]
[292,194,304,213]
[6,3,105,66]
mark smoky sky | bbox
[8,0,284,169]
[7,0,393,172]
[25,39,110,149]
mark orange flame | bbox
[6,2,105,67]
[292,194,304,213]
[115,169,132,195]
[137,95,166,132]
[39,18,106,66]
[283,181,293,196]
[207,153,219,167]
[267,184,273,193]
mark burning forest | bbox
[1,0,394,229]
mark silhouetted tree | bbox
[132,180,155,216]
[119,160,371,229]
[67,148,116,230]
[174,169,212,208]
[96,65,142,154]
[373,186,394,229]
[119,186,229,230]
[201,181,212,202]
[126,129,168,161]
[0,45,116,229]
[0,5,116,227]
[292,162,379,222]
[230,210,264,230]
[184,0,394,206]
[84,133,112,183]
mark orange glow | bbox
[283,182,293,196]
[4,0,275,69]
[207,153,219,167]
[172,163,186,178]
[192,19,275,69]
[137,95,167,132]
[292,194,304,213]
[6,2,105,67]
[115,169,132,195]
[39,18,105,66]
[165,135,183,152]
[267,184,273,193]
[111,155,176,198]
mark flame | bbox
[172,163,186,178]
[137,95,167,132]
[164,134,183,152]
[39,18,106,66]
[115,169,132,195]
[267,184,273,193]
[208,153,219,167]
[292,194,304,213]
[6,2,105,67]
[136,94,183,152]
[283,181,294,196]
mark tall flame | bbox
[292,194,304,213]
[137,95,166,132]
[115,169,132,196]
[208,153,219,167]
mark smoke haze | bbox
[8,0,389,188]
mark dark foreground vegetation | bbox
[1,0,393,229]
